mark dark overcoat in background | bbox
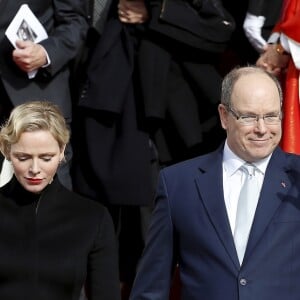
[0,0,88,120]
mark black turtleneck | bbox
[1,176,41,206]
[0,175,120,300]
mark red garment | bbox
[281,61,300,153]
[274,0,300,153]
[274,0,300,42]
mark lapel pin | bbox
[281,182,286,188]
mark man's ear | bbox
[218,104,229,130]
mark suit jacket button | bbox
[240,278,247,286]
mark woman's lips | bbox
[26,178,43,185]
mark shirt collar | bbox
[223,140,272,176]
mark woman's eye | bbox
[18,157,28,161]
[42,157,52,162]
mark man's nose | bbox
[254,118,268,132]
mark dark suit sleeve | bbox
[86,207,121,300]
[247,0,265,15]
[130,171,176,300]
[39,0,88,76]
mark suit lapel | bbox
[194,147,294,270]
[243,148,292,264]
[195,147,240,270]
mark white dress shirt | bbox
[222,141,271,234]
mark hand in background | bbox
[12,40,47,73]
[118,0,149,24]
[256,43,290,76]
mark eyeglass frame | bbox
[225,105,282,125]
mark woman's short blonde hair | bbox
[0,101,70,158]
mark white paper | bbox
[5,4,48,78]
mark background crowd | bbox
[0,0,300,299]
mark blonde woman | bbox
[0,101,120,300]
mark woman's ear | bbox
[59,145,66,163]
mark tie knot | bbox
[241,163,256,177]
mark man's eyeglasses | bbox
[226,106,282,126]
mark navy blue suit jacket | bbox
[130,146,300,300]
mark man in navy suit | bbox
[129,65,300,299]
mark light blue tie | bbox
[234,164,260,265]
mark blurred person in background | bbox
[0,0,88,189]
[256,0,300,154]
[243,0,282,54]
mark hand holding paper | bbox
[5,4,48,79]
[12,40,48,78]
